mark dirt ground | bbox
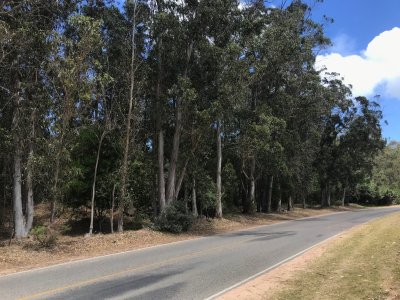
[0,205,357,276]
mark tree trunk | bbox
[12,66,26,239]
[50,134,62,224]
[192,177,198,217]
[321,183,326,207]
[174,158,189,202]
[302,192,306,209]
[321,182,331,207]
[156,36,166,212]
[287,194,293,211]
[342,185,346,207]
[248,156,256,213]
[277,180,282,212]
[215,121,223,218]
[341,178,348,207]
[25,109,35,234]
[13,149,25,238]
[157,128,166,211]
[184,183,188,215]
[165,99,182,204]
[89,130,106,235]
[267,175,273,213]
[110,183,115,234]
[165,41,193,205]
[118,2,138,232]
[326,182,331,207]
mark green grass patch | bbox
[269,212,400,300]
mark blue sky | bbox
[308,0,400,141]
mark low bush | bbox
[30,225,57,249]
[153,202,194,234]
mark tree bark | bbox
[192,177,198,217]
[165,41,193,205]
[165,98,182,204]
[321,182,331,207]
[157,128,166,210]
[341,178,348,207]
[12,64,26,239]
[184,183,188,215]
[50,133,63,224]
[118,1,137,232]
[326,182,331,207]
[215,121,223,218]
[156,35,166,212]
[248,156,256,213]
[25,109,35,234]
[287,194,293,211]
[89,130,106,235]
[13,148,25,238]
[110,183,115,234]
[174,158,189,202]
[277,179,282,212]
[267,175,273,213]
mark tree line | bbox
[0,0,386,238]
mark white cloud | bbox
[316,27,400,98]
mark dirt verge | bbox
[0,206,356,276]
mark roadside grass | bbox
[269,212,400,300]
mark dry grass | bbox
[265,212,400,300]
[0,205,356,276]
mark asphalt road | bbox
[1,207,400,300]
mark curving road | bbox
[1,206,400,300]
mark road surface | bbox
[1,207,399,300]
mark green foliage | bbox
[352,183,399,206]
[222,162,240,212]
[30,225,58,249]
[154,202,194,234]
[371,141,400,200]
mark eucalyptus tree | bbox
[315,74,353,206]
[0,0,67,237]
[46,13,106,223]
[336,97,385,205]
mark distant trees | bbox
[0,0,388,238]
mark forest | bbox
[0,0,396,239]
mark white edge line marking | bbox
[204,207,400,300]
[203,231,345,300]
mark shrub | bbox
[377,191,399,206]
[154,202,194,233]
[30,225,57,249]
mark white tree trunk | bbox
[287,195,293,211]
[165,100,182,204]
[174,158,189,202]
[13,150,25,238]
[89,130,106,235]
